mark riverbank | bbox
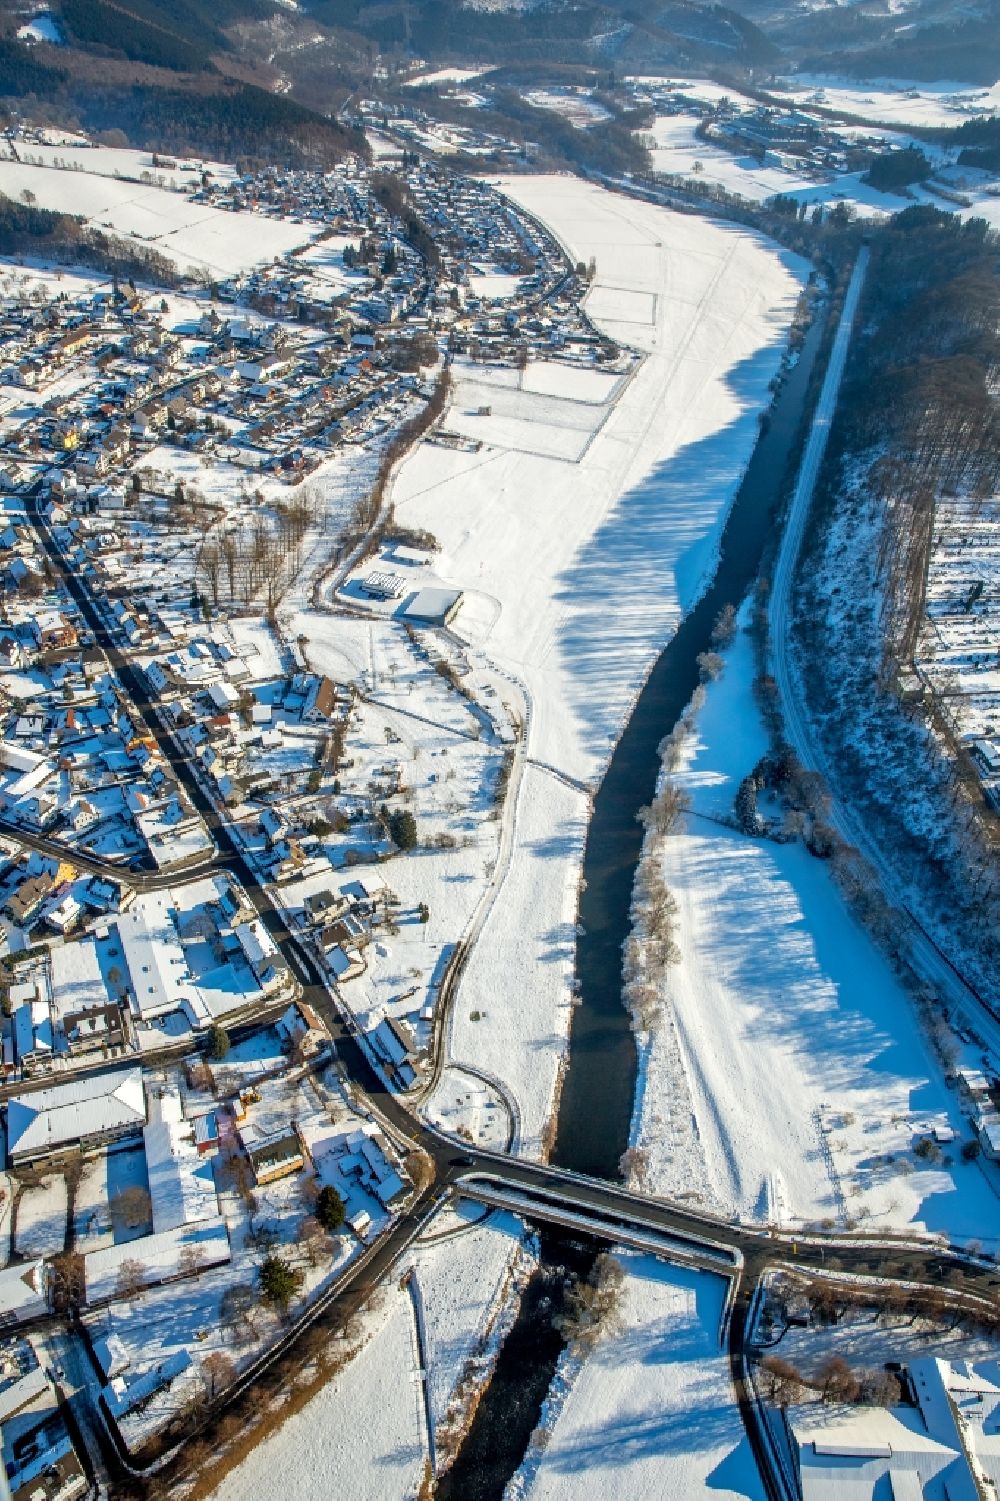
[629,611,998,1243]
[391,173,808,1156]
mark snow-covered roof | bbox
[233,918,277,973]
[144,1115,219,1234]
[84,1218,230,1304]
[792,1403,959,1499]
[6,1068,145,1159]
[93,1333,130,1379]
[0,1260,47,1321]
[116,895,209,1024]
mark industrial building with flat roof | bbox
[401,586,463,627]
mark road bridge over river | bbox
[16,251,1000,1501]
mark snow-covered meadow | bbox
[776,76,1000,130]
[206,1207,532,1499]
[0,153,316,276]
[405,174,807,787]
[632,613,998,1243]
[641,113,909,218]
[389,174,806,1154]
[509,1256,761,1501]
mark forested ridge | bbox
[790,208,1000,1001]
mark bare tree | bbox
[177,1242,202,1278]
[818,1356,860,1404]
[111,1185,152,1233]
[115,1258,148,1302]
[758,1355,807,1406]
[619,1146,650,1190]
[637,782,691,837]
[201,1351,236,1400]
[220,1282,257,1345]
[556,1254,626,1356]
[859,1368,902,1407]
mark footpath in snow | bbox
[633,612,998,1243]
[391,174,807,1154]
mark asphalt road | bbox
[21,445,1000,1495]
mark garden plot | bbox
[0,157,314,276]
[73,1155,114,1251]
[106,1144,153,1244]
[510,1256,762,1501]
[15,1175,67,1258]
[634,615,998,1242]
[446,365,611,463]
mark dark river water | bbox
[436,294,829,1501]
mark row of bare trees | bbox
[624,778,690,1032]
[758,1353,901,1409]
[199,488,323,613]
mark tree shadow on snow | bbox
[554,337,789,771]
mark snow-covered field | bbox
[404,66,492,88]
[777,76,1000,129]
[400,175,806,787]
[523,89,612,128]
[642,113,908,218]
[0,154,314,276]
[207,1208,531,1497]
[389,175,804,1153]
[633,614,998,1242]
[446,766,587,1156]
[209,1289,426,1501]
[509,1256,762,1501]
[1,140,236,192]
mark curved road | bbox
[20,300,1000,1495]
